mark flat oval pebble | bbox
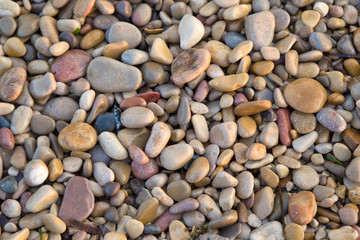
[107,22,142,48]
[160,143,194,170]
[87,57,142,93]
[209,73,249,92]
[171,48,211,85]
[289,191,316,225]
[51,50,92,83]
[58,123,97,151]
[0,67,26,102]
[121,107,154,128]
[284,78,327,113]
[316,107,347,132]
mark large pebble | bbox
[283,78,327,113]
[26,185,58,213]
[0,67,26,102]
[145,122,171,157]
[58,123,97,151]
[178,14,204,49]
[87,57,142,93]
[98,132,127,160]
[346,157,360,183]
[293,165,319,190]
[51,50,92,83]
[171,49,211,85]
[209,121,237,148]
[209,73,249,92]
[328,227,358,240]
[245,11,275,50]
[289,191,316,225]
[42,97,79,121]
[107,22,142,48]
[58,176,94,225]
[43,214,66,234]
[249,221,283,240]
[0,0,20,17]
[160,143,194,170]
[316,107,346,132]
[121,107,154,128]
[252,186,274,220]
[24,160,49,187]
[292,131,318,153]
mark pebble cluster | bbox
[1,0,360,239]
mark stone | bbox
[93,162,115,186]
[131,158,159,180]
[24,160,49,187]
[136,197,159,224]
[44,214,66,234]
[0,176,17,193]
[290,111,316,134]
[285,223,304,240]
[293,165,319,190]
[169,220,189,240]
[309,32,332,52]
[73,0,95,17]
[186,157,210,183]
[316,107,347,132]
[292,131,318,153]
[283,78,327,113]
[249,221,283,240]
[1,199,21,218]
[107,22,142,48]
[26,185,58,213]
[29,72,57,99]
[204,40,231,68]
[209,121,237,148]
[150,38,173,65]
[160,143,194,170]
[58,123,97,152]
[328,227,358,240]
[245,11,275,50]
[346,157,360,183]
[178,14,204,49]
[121,107,154,128]
[234,100,272,116]
[252,186,274,220]
[0,67,26,102]
[51,50,92,83]
[209,73,249,92]
[98,132,127,160]
[339,206,358,225]
[0,0,20,17]
[58,176,94,225]
[171,49,211,85]
[4,37,27,57]
[43,97,79,121]
[87,57,142,93]
[0,127,14,150]
[288,191,316,225]
[126,219,144,239]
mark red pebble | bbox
[136,92,161,103]
[131,158,159,180]
[154,209,182,232]
[0,127,15,150]
[193,80,210,102]
[233,93,248,105]
[128,145,149,164]
[120,97,146,110]
[51,49,92,83]
[276,108,292,147]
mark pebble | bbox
[316,107,347,132]
[4,37,27,57]
[0,127,14,150]
[26,185,58,213]
[186,157,209,183]
[0,176,17,193]
[234,100,272,116]
[204,40,231,68]
[283,78,327,113]
[179,14,204,49]
[121,107,154,128]
[167,180,191,201]
[328,227,359,240]
[171,49,211,85]
[58,176,94,225]
[150,38,173,65]
[289,191,316,225]
[132,3,152,26]
[237,116,256,138]
[107,22,142,48]
[98,132,127,160]
[209,73,249,92]
[346,157,360,183]
[24,159,49,187]
[136,197,159,224]
[43,97,79,121]
[228,40,253,63]
[6,229,30,240]
[87,57,142,93]
[290,111,316,134]
[292,131,318,153]
[0,67,27,102]
[73,0,95,17]
[0,0,20,17]
[58,123,97,151]
[309,32,332,52]
[253,186,274,220]
[249,221,283,240]
[93,162,115,186]
[197,194,222,220]
[121,49,149,65]
[126,219,144,239]
[131,158,159,180]
[44,214,66,234]
[29,72,57,99]
[339,206,358,225]
[245,11,275,50]
[51,50,92,83]
[160,143,194,170]
[260,122,279,148]
[285,223,304,240]
[293,165,319,190]
[209,121,237,148]
[1,199,21,218]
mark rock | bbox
[0,127,14,150]
[328,227,358,240]
[98,132,128,160]
[51,50,92,83]
[186,157,209,183]
[169,220,189,240]
[290,111,316,134]
[0,176,17,193]
[4,37,26,57]
[0,0,20,17]
[292,131,318,153]
[285,223,304,240]
[171,49,210,85]
[0,67,26,102]
[6,229,30,240]
[43,97,79,121]
[58,123,97,151]
[136,197,159,224]
[204,40,231,68]
[212,171,238,188]
[234,100,272,116]
[309,32,332,52]
[93,162,115,186]
[131,158,159,180]
[178,14,204,49]
[44,214,66,234]
[283,78,327,113]
[346,157,360,183]
[73,0,95,17]
[259,122,279,148]
[24,160,49,187]
[245,11,275,50]
[288,191,316,225]
[150,38,173,65]
[1,199,21,218]
[198,194,222,220]
[107,22,142,48]
[87,57,142,93]
[249,221,283,240]
[121,107,154,128]
[58,176,94,225]
[209,73,249,92]
[160,143,194,170]
[339,206,358,225]
[316,107,347,132]
[293,165,319,190]
[209,121,237,148]
[26,185,58,213]
[126,219,144,239]
[252,186,274,220]
[29,72,56,99]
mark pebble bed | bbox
[1,0,360,239]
